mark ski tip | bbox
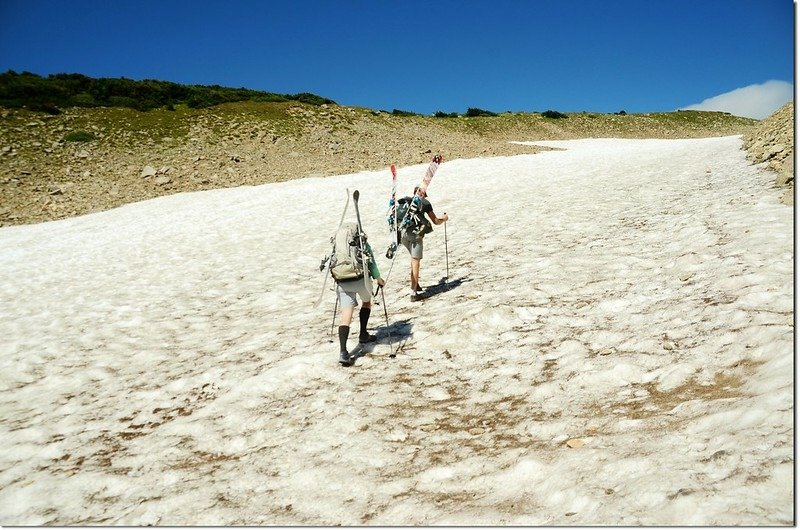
[390,164,397,175]
[353,189,359,200]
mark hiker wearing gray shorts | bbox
[403,187,448,301]
[336,243,384,365]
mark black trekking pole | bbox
[380,286,395,358]
[330,294,339,339]
[443,218,449,281]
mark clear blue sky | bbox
[0,0,794,116]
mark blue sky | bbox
[0,0,794,118]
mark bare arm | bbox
[427,209,449,225]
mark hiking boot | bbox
[359,333,377,344]
[339,350,353,366]
[410,288,422,302]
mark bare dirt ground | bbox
[0,102,790,228]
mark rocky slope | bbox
[0,103,782,227]
[742,102,794,205]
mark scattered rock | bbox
[743,102,794,205]
[0,103,779,226]
[154,176,171,186]
[565,438,585,448]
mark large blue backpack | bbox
[391,196,432,239]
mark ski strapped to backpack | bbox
[314,188,350,307]
[417,153,442,196]
[386,164,399,259]
[352,190,372,294]
[385,154,443,248]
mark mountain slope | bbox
[0,103,757,226]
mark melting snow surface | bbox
[0,136,793,525]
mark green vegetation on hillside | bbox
[64,130,96,142]
[465,107,499,117]
[541,110,568,119]
[0,71,336,113]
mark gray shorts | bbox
[336,277,373,308]
[401,233,423,259]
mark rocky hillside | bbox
[0,103,772,227]
[742,102,794,205]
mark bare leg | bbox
[410,257,421,291]
[339,304,355,326]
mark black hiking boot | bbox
[339,350,353,366]
[359,333,377,344]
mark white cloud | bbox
[681,80,793,119]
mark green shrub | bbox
[434,111,459,118]
[541,110,567,119]
[108,95,137,108]
[465,107,497,117]
[290,92,335,106]
[391,109,418,116]
[0,70,336,111]
[64,130,95,142]
[73,92,96,106]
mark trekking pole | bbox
[380,286,395,358]
[444,218,449,281]
[330,294,339,339]
[382,240,401,287]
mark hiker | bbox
[401,186,448,301]
[331,222,385,366]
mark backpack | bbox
[394,196,433,239]
[329,222,369,282]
